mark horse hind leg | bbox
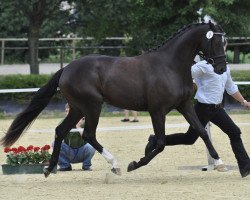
[128,110,166,172]
[44,108,82,178]
[177,100,220,160]
[83,103,121,175]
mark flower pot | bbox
[1,164,57,175]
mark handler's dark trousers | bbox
[164,102,249,169]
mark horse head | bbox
[199,21,227,74]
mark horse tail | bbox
[1,68,64,147]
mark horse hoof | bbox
[43,166,50,178]
[111,167,121,176]
[127,161,137,172]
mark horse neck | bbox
[159,25,206,73]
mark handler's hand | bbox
[244,100,250,109]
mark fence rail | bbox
[1,37,250,65]
[0,37,131,65]
[0,81,249,94]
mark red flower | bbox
[4,147,11,153]
[27,145,34,151]
[4,145,52,166]
[34,147,40,152]
[41,144,50,151]
[17,146,26,152]
[11,148,18,153]
[45,144,50,150]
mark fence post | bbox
[1,40,5,65]
[72,39,76,60]
[60,47,63,69]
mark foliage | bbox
[231,70,250,81]
[1,0,250,64]
[126,0,203,55]
[0,74,51,89]
[202,0,250,37]
[203,0,250,58]
[0,0,73,73]
[3,145,51,166]
[0,74,63,103]
[231,70,250,100]
[74,0,132,40]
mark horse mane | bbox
[146,22,208,53]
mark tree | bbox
[73,0,205,56]
[72,0,132,56]
[0,0,72,74]
[21,0,68,74]
[1,0,249,69]
[202,0,250,63]
[126,0,203,55]
[74,0,132,39]
[202,0,250,37]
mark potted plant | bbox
[2,144,57,174]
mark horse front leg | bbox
[177,100,220,161]
[43,109,82,178]
[82,128,121,176]
[83,103,121,176]
[128,110,166,172]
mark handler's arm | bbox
[231,91,250,109]
[225,68,250,109]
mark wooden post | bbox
[1,40,5,65]
[72,39,76,60]
[60,47,63,69]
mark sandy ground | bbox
[0,114,250,200]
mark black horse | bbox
[1,21,227,178]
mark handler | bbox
[145,49,250,177]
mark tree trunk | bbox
[28,26,40,74]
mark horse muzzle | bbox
[214,64,227,74]
[209,55,227,75]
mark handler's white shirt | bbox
[192,60,238,104]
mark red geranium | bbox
[4,144,51,166]
[27,145,34,151]
[11,148,17,153]
[17,146,26,152]
[34,147,40,152]
[3,147,11,153]
[41,145,50,151]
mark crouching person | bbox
[53,103,96,171]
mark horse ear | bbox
[208,20,216,31]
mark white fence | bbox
[0,81,249,94]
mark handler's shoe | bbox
[82,166,92,171]
[121,118,130,122]
[214,164,228,172]
[58,166,72,171]
[240,160,250,178]
[145,134,157,155]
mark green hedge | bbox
[0,70,250,104]
[0,74,62,103]
[231,71,250,81]
[231,71,250,100]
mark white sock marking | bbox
[101,148,118,169]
